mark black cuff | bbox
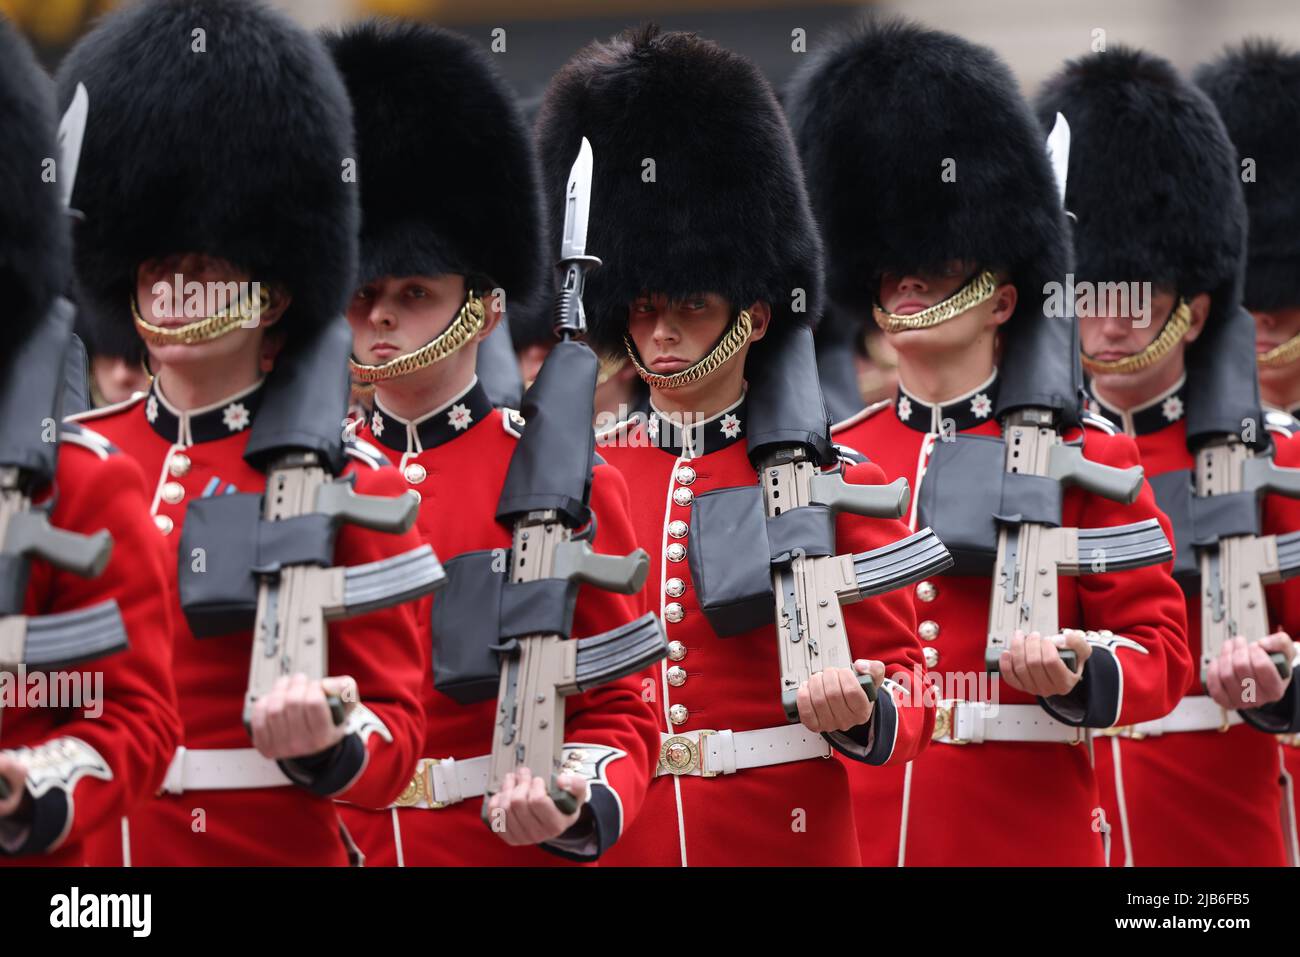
[278,733,366,797]
[826,690,897,765]
[541,784,622,863]
[1240,678,1300,733]
[0,788,69,857]
[1040,645,1121,728]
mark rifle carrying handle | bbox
[17,515,112,579]
[1250,456,1300,500]
[782,673,878,723]
[1049,445,1143,505]
[316,480,418,535]
[1271,652,1292,681]
[549,781,579,815]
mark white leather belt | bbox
[1101,696,1242,739]
[391,755,490,809]
[655,725,832,777]
[160,746,293,794]
[932,700,1085,745]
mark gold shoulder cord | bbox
[349,293,486,383]
[872,270,999,333]
[625,309,753,390]
[1258,331,1300,370]
[1081,299,1192,375]
[132,287,270,346]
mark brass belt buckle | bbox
[933,703,968,744]
[393,758,446,809]
[659,735,700,776]
[698,730,719,777]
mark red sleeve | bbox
[545,462,660,861]
[7,441,181,856]
[317,462,428,808]
[833,459,932,765]
[1053,429,1192,727]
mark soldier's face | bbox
[627,292,733,374]
[1079,285,1187,396]
[876,260,1014,358]
[135,253,282,371]
[1252,305,1300,395]
[347,273,468,363]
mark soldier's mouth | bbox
[890,300,931,316]
[649,356,691,372]
[370,342,402,358]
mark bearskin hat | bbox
[55,0,358,343]
[785,18,1069,327]
[534,23,823,359]
[325,19,544,307]
[0,16,69,335]
[1196,40,1300,312]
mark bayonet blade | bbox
[57,83,89,211]
[559,137,594,262]
[1046,112,1070,209]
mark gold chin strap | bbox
[872,270,1000,334]
[1258,331,1300,370]
[625,310,753,390]
[1081,298,1193,376]
[131,287,270,346]
[349,292,486,383]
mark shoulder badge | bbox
[58,423,118,460]
[343,436,386,471]
[501,408,526,439]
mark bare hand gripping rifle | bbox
[0,299,129,798]
[484,137,667,816]
[175,321,446,728]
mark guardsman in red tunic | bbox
[534,25,931,867]
[1199,41,1300,859]
[787,20,1191,865]
[0,16,181,866]
[1037,47,1300,866]
[324,20,658,866]
[60,0,428,866]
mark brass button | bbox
[673,487,694,507]
[668,520,688,539]
[923,646,940,668]
[669,704,689,725]
[168,453,191,477]
[664,602,684,623]
[667,640,686,661]
[403,463,427,484]
[666,543,686,563]
[919,620,940,641]
[154,514,174,535]
[665,577,685,598]
[675,465,697,486]
[160,481,185,505]
[667,666,687,687]
[915,581,937,602]
[407,488,422,504]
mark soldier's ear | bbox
[1183,292,1212,344]
[746,301,772,342]
[989,280,1018,327]
[474,289,504,343]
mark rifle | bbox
[484,137,666,816]
[0,300,129,799]
[747,325,954,719]
[1194,438,1300,685]
[984,407,1173,672]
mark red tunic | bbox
[71,380,427,865]
[1087,387,1300,866]
[1,426,181,866]
[597,397,930,867]
[335,381,660,865]
[832,374,1191,866]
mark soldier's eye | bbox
[406,286,428,299]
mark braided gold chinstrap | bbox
[872,270,999,333]
[132,287,269,346]
[1258,331,1300,370]
[1081,299,1193,376]
[349,293,486,383]
[625,310,753,390]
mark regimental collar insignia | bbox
[648,394,747,459]
[1085,376,1187,436]
[894,371,999,435]
[368,378,494,454]
[145,378,265,446]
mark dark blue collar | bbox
[368,379,494,454]
[1085,377,1186,436]
[647,395,748,458]
[145,379,265,446]
[894,371,999,434]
